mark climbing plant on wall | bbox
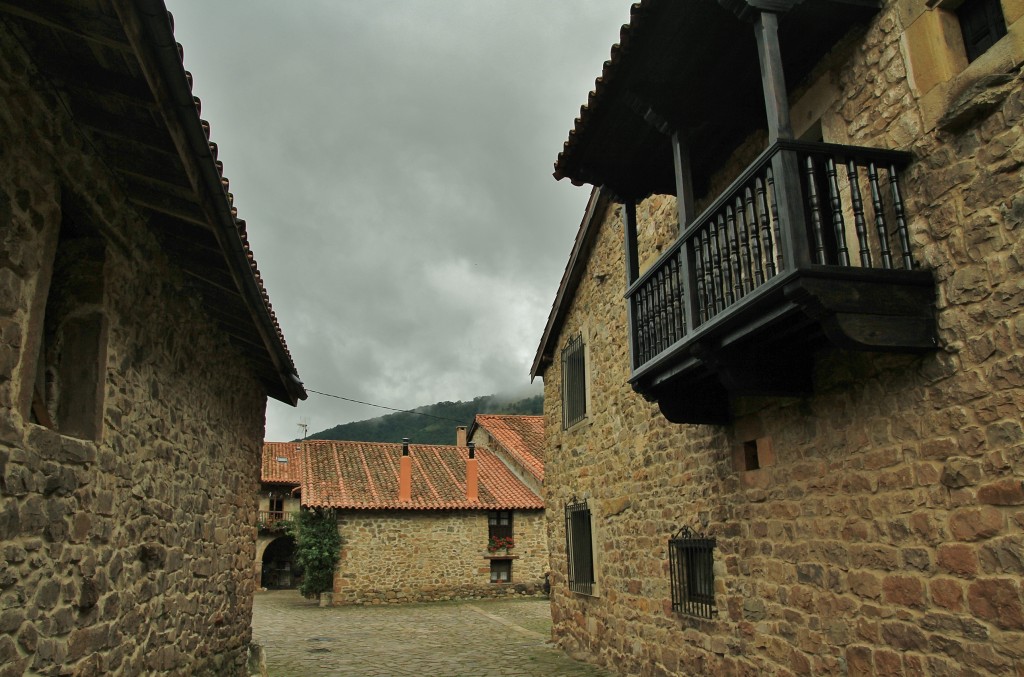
[291,507,341,599]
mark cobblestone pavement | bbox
[252,591,616,677]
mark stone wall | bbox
[541,1,1024,675]
[332,509,547,605]
[1,24,267,676]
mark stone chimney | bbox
[456,425,467,447]
[399,438,412,502]
[466,442,478,502]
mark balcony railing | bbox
[258,510,295,529]
[627,140,935,421]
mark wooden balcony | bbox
[627,140,936,424]
[258,510,296,530]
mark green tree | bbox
[290,507,341,598]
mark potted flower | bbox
[487,535,515,554]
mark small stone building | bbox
[1,2,304,675]
[467,414,545,496]
[533,0,1024,675]
[256,442,303,590]
[300,439,546,604]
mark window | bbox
[561,332,587,429]
[669,527,716,619]
[565,498,595,595]
[490,559,512,583]
[26,201,108,440]
[488,510,513,539]
[957,0,1007,62]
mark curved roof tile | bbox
[299,440,543,511]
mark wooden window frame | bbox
[956,0,1008,61]
[489,558,512,583]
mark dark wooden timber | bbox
[0,0,132,50]
[624,200,641,370]
[626,140,935,424]
[671,132,698,335]
[0,0,304,405]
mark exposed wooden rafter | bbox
[0,0,131,50]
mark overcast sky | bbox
[168,1,629,441]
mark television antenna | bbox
[297,417,309,440]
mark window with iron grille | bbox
[669,527,716,619]
[957,0,1007,62]
[561,333,587,429]
[565,498,595,595]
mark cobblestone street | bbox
[252,591,615,677]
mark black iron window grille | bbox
[561,333,587,429]
[958,0,1007,62]
[669,526,717,619]
[565,497,595,595]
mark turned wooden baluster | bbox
[671,254,686,340]
[694,236,707,323]
[745,187,764,286]
[637,286,647,364]
[726,205,743,301]
[716,213,735,307]
[756,176,777,278]
[709,219,726,313]
[765,167,785,273]
[657,268,669,351]
[825,157,851,267]
[867,162,894,270]
[736,196,754,292]
[889,163,914,270]
[633,295,646,366]
[845,160,872,268]
[701,229,716,320]
[804,155,828,265]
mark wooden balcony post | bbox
[754,11,811,268]
[624,200,640,370]
[671,132,698,333]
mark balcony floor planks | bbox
[632,265,936,424]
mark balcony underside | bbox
[630,266,936,425]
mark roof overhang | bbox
[2,0,306,404]
[531,187,611,379]
[554,0,881,201]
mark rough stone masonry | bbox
[0,20,268,677]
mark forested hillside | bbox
[306,393,543,445]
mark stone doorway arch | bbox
[259,535,300,590]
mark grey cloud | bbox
[169,0,628,439]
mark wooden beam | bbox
[32,53,157,111]
[125,181,208,226]
[623,200,640,372]
[0,0,131,51]
[754,11,793,142]
[75,107,174,154]
[671,132,699,336]
[146,212,219,250]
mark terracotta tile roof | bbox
[300,441,543,511]
[472,415,545,484]
[261,442,303,484]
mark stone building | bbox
[300,438,547,604]
[532,0,1024,675]
[467,414,545,496]
[256,442,303,590]
[1,2,304,675]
